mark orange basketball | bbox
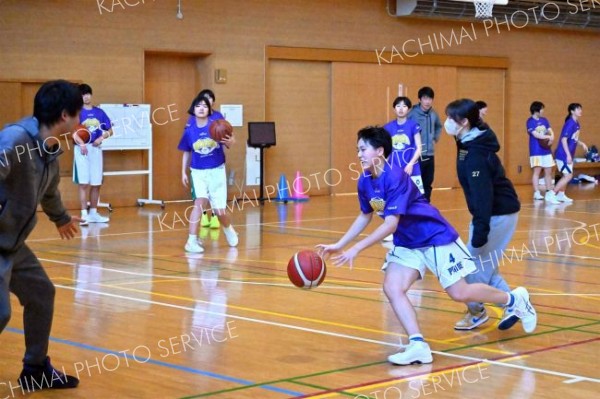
[72,124,90,144]
[538,137,552,150]
[209,119,233,142]
[287,250,326,289]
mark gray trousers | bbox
[0,244,55,365]
[465,213,518,314]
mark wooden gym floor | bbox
[0,185,598,398]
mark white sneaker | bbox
[79,218,89,226]
[223,225,239,247]
[185,239,204,253]
[533,191,544,200]
[383,234,394,242]
[87,212,110,223]
[511,287,537,333]
[556,192,574,203]
[544,191,560,205]
[497,306,520,331]
[387,341,433,365]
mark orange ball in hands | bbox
[287,250,327,289]
[72,124,90,144]
[209,119,233,142]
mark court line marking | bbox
[46,258,600,331]
[3,328,303,398]
[55,278,511,356]
[53,284,600,385]
[299,337,600,399]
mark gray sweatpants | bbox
[465,213,518,314]
[0,244,55,365]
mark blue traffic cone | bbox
[275,174,292,203]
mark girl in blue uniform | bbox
[317,126,537,365]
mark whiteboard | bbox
[99,104,152,150]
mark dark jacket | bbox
[0,117,70,253]
[456,128,520,248]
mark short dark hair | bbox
[445,98,488,131]
[475,100,487,110]
[417,86,434,100]
[198,89,216,102]
[530,101,544,114]
[357,126,392,159]
[33,80,83,127]
[79,83,93,95]
[187,94,212,116]
[393,96,412,109]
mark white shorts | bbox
[73,145,103,186]
[530,154,555,168]
[382,238,477,289]
[555,159,573,175]
[190,165,227,210]
[411,175,425,194]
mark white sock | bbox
[188,234,197,242]
[90,208,98,215]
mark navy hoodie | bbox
[456,128,520,248]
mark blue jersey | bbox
[80,106,112,143]
[555,118,580,162]
[526,116,552,156]
[383,119,422,176]
[357,163,458,248]
[178,120,225,170]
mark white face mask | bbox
[444,118,463,136]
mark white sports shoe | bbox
[387,341,433,365]
[223,225,239,247]
[185,240,204,253]
[533,191,544,200]
[556,191,574,203]
[544,190,560,205]
[87,212,110,223]
[383,234,394,242]
[511,287,537,333]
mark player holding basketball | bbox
[0,80,82,390]
[73,83,112,225]
[316,126,537,365]
[384,96,424,194]
[382,96,423,242]
[527,101,557,203]
[549,103,588,203]
[186,89,225,229]
[445,99,521,331]
[179,94,238,253]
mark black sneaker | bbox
[18,357,79,392]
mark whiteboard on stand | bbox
[99,104,152,150]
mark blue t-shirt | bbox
[383,119,422,176]
[80,106,112,143]
[178,119,226,170]
[526,116,552,156]
[186,110,224,125]
[357,163,458,248]
[555,118,580,162]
